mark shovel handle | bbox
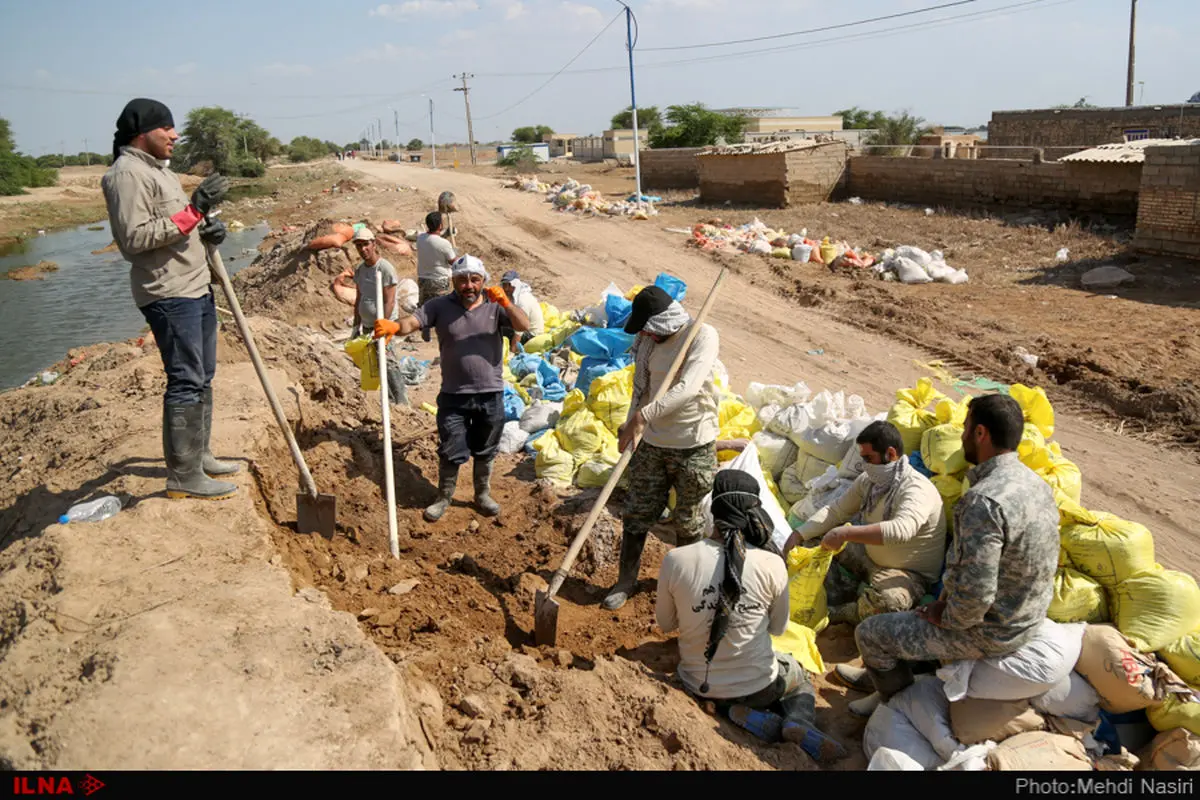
[544,266,729,600]
[205,238,320,501]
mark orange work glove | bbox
[484,286,511,307]
[374,319,401,342]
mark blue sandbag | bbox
[654,272,687,303]
[576,354,633,398]
[569,327,635,359]
[908,451,935,478]
[604,293,633,329]
[509,353,544,380]
[503,385,526,422]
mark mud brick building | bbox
[1134,140,1200,260]
[989,105,1200,149]
[697,139,849,207]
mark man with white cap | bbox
[602,285,721,611]
[499,269,545,353]
[374,254,530,520]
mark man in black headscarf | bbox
[654,469,846,763]
[101,98,239,500]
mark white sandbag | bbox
[778,461,811,507]
[752,431,798,480]
[519,400,563,434]
[756,403,782,429]
[925,260,957,282]
[939,619,1086,702]
[746,381,811,411]
[699,442,792,552]
[895,245,933,267]
[396,278,420,314]
[837,440,867,480]
[767,403,814,445]
[895,256,933,285]
[937,742,997,771]
[863,703,942,770]
[1031,672,1101,722]
[944,268,970,285]
[498,420,530,454]
[791,473,855,525]
[868,747,927,771]
[888,676,963,762]
[798,420,855,464]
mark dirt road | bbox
[347,158,1200,575]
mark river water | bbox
[0,222,268,392]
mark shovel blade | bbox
[297,492,337,538]
[533,590,559,648]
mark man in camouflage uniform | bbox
[845,393,1060,716]
[602,286,721,611]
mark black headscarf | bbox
[699,469,779,694]
[112,99,174,161]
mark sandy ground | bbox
[2,155,1197,770]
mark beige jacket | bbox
[626,322,720,450]
[101,146,211,308]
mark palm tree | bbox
[866,112,932,156]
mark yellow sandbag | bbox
[935,397,969,426]
[524,322,581,354]
[512,380,531,405]
[556,407,609,462]
[763,471,788,514]
[931,473,964,534]
[576,432,620,488]
[561,388,586,418]
[343,336,380,391]
[624,284,645,301]
[1059,496,1156,588]
[785,541,846,634]
[887,378,945,454]
[1021,423,1046,452]
[587,364,634,436]
[1110,569,1200,653]
[1048,567,1109,624]
[533,431,575,487]
[1058,547,1072,568]
[1020,441,1082,503]
[1011,384,1055,439]
[770,620,825,676]
[540,301,564,330]
[921,424,966,476]
[1161,631,1200,688]
[718,398,760,441]
[1147,694,1200,737]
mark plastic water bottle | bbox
[59,496,123,525]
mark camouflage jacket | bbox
[941,452,1060,653]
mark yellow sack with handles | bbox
[771,620,826,676]
[576,431,621,489]
[718,398,761,441]
[533,431,575,487]
[931,473,965,534]
[343,336,381,391]
[935,397,970,427]
[887,378,945,454]
[1020,441,1083,503]
[786,541,846,634]
[1147,694,1200,737]
[1110,568,1200,653]
[1160,631,1200,688]
[1058,496,1156,588]
[922,424,967,476]
[1010,384,1055,439]
[587,365,634,436]
[1048,567,1109,624]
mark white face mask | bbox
[863,460,901,486]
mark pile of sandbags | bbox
[874,245,969,285]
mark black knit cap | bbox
[112,98,175,160]
[623,285,674,334]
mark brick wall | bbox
[989,106,1200,148]
[845,156,1141,216]
[1134,142,1200,260]
[640,147,702,190]
[784,142,849,203]
[699,152,788,206]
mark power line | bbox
[472,10,625,122]
[639,0,978,52]
[0,81,450,102]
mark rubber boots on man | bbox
[424,459,459,522]
[200,387,240,476]
[602,532,647,611]
[164,403,237,500]
[850,663,916,718]
[473,458,500,517]
[832,664,876,693]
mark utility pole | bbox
[83,138,89,166]
[615,1,643,206]
[424,95,437,170]
[453,73,477,166]
[394,109,399,142]
[377,116,383,156]
[61,140,66,168]
[1125,0,1137,107]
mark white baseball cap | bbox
[451,254,489,281]
[352,228,376,242]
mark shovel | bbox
[203,221,337,537]
[534,266,728,647]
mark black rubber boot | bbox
[602,532,647,611]
[473,458,500,517]
[200,387,240,476]
[424,459,459,522]
[866,662,915,701]
[164,402,237,500]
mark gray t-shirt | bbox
[416,233,456,282]
[414,294,511,394]
[353,258,399,324]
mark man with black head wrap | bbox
[101,98,238,500]
[655,470,846,762]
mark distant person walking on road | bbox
[101,98,239,501]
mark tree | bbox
[287,136,331,163]
[174,106,271,177]
[496,145,539,171]
[1053,98,1098,109]
[342,142,360,152]
[511,125,554,144]
[324,140,342,155]
[406,138,424,151]
[835,107,889,130]
[0,116,57,195]
[648,104,747,149]
[865,111,933,155]
[611,106,663,134]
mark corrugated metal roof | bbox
[697,138,843,157]
[1058,139,1188,164]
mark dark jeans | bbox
[436,391,504,466]
[701,654,818,729]
[140,290,217,406]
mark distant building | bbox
[496,142,550,163]
[697,139,849,208]
[543,133,576,158]
[569,129,648,164]
[988,105,1200,151]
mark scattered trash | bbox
[59,495,124,524]
[37,370,60,386]
[1014,347,1040,368]
[807,349,824,356]
[924,208,935,216]
[504,175,657,219]
[848,197,864,205]
[1056,247,1070,263]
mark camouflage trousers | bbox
[418,276,451,307]
[855,610,994,672]
[825,543,929,624]
[623,441,718,545]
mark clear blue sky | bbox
[1,0,1195,156]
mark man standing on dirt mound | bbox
[101,98,239,501]
[374,254,530,520]
[602,285,721,611]
[848,394,1059,717]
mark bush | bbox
[497,145,539,171]
[230,155,266,178]
[0,152,57,195]
[287,136,329,163]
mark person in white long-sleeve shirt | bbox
[499,270,545,351]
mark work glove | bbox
[191,173,230,215]
[198,218,227,246]
[374,318,400,343]
[484,286,510,307]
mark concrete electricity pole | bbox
[454,73,477,166]
[83,139,89,166]
[1125,0,1137,107]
